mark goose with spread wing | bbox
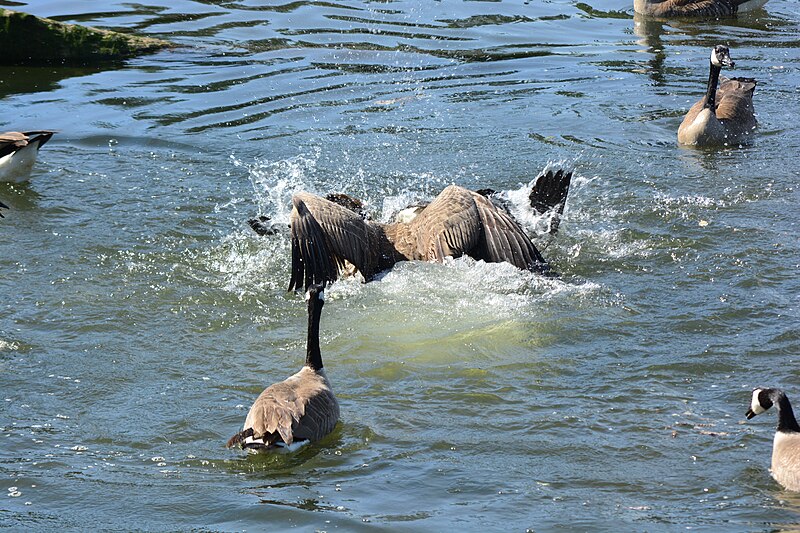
[286,168,571,291]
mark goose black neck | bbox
[305,299,324,371]
[773,391,800,433]
[703,61,722,111]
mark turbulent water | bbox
[2,0,800,530]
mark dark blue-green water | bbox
[2,0,800,530]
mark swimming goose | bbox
[634,0,768,17]
[0,200,8,218]
[746,387,800,491]
[0,131,55,183]
[677,45,757,146]
[286,167,571,290]
[227,283,339,451]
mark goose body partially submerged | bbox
[227,284,339,451]
[634,0,768,17]
[0,131,55,183]
[746,387,800,491]
[678,45,757,147]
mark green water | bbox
[1,0,800,530]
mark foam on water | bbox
[236,150,322,224]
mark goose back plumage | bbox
[233,367,338,448]
[407,185,547,269]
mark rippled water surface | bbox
[2,0,800,530]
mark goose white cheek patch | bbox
[751,389,767,415]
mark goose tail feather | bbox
[226,427,255,449]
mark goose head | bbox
[746,387,774,419]
[305,283,326,306]
[711,45,734,69]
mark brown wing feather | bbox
[231,367,338,448]
[289,193,378,291]
[290,388,340,442]
[715,76,757,135]
[408,185,481,261]
[474,192,548,272]
[409,185,548,272]
[639,0,736,16]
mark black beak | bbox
[745,409,756,420]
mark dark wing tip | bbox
[529,166,573,235]
[23,131,55,150]
[529,167,573,214]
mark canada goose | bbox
[0,200,8,218]
[677,45,757,146]
[746,387,800,491]
[0,131,55,183]
[283,167,572,290]
[227,283,339,451]
[634,0,768,17]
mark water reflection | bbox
[0,65,111,98]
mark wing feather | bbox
[289,193,376,291]
[716,76,757,135]
[232,368,338,448]
[409,185,481,261]
[475,191,548,271]
[409,185,548,273]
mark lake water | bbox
[2,0,800,530]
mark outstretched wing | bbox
[529,168,572,234]
[410,185,548,273]
[289,193,376,291]
[408,185,482,261]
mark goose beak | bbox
[745,408,756,420]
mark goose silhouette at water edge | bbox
[746,387,800,491]
[250,167,572,291]
[678,45,757,147]
[0,131,55,183]
[634,0,768,17]
[227,283,339,452]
